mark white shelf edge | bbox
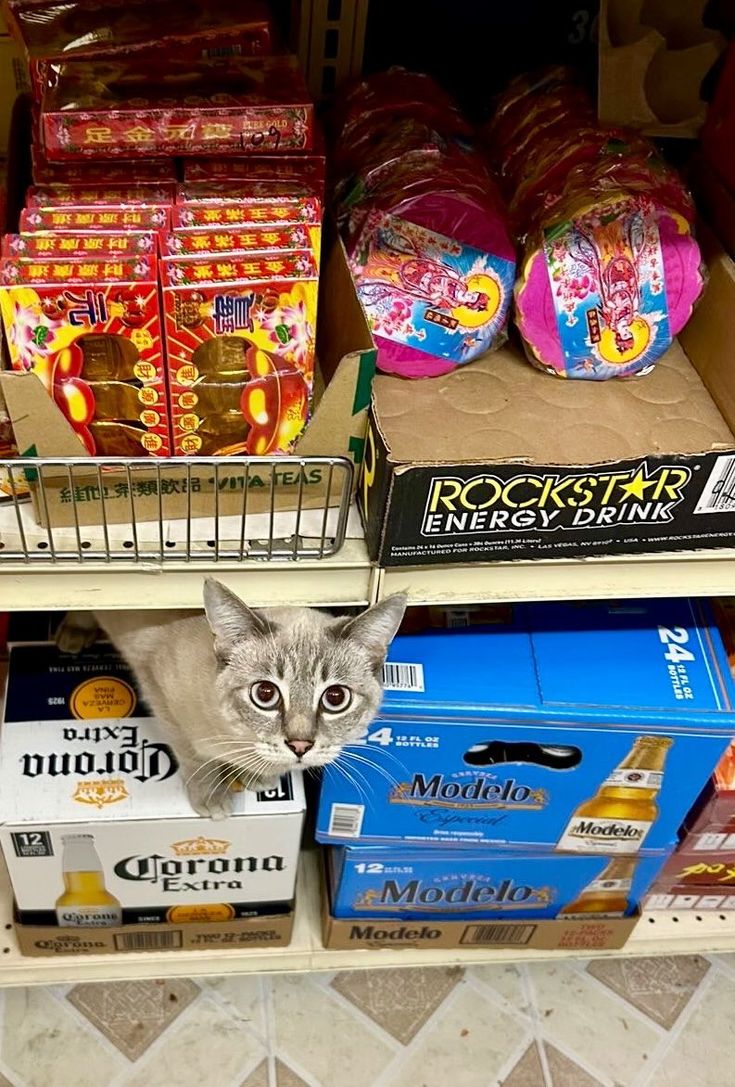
[378,548,735,605]
[0,853,733,987]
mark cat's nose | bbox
[285,739,314,758]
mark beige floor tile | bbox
[529,963,659,1085]
[276,1058,314,1087]
[469,965,531,1017]
[385,984,530,1087]
[545,1044,604,1087]
[647,970,735,1087]
[501,1043,545,1086]
[2,988,126,1087]
[272,975,394,1087]
[331,966,463,1043]
[241,1060,270,1087]
[67,978,199,1060]
[205,976,268,1040]
[586,955,710,1030]
[126,993,267,1087]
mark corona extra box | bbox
[327,846,668,921]
[317,599,735,852]
[0,644,305,926]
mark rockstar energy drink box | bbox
[317,599,735,854]
[0,644,305,927]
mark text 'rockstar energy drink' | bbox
[556,737,673,854]
[557,857,637,919]
[55,834,122,928]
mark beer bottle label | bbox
[603,769,663,789]
[56,905,123,928]
[556,815,651,853]
[559,910,626,920]
[587,877,633,893]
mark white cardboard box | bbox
[0,644,305,925]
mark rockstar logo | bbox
[618,470,657,501]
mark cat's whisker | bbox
[336,753,375,794]
[344,742,406,770]
[341,749,400,789]
[331,756,369,805]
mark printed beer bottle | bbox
[556,736,672,853]
[557,857,637,918]
[55,833,122,927]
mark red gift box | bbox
[20,206,171,233]
[41,55,314,161]
[3,232,156,259]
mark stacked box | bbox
[0,644,305,929]
[317,600,735,929]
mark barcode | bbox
[114,930,183,951]
[328,803,364,838]
[460,923,536,946]
[382,662,425,692]
[695,456,735,514]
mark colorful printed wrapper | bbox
[172,201,321,261]
[175,181,316,206]
[20,207,171,234]
[160,250,318,456]
[164,226,312,257]
[41,55,314,160]
[3,233,157,259]
[0,255,169,455]
[26,184,176,209]
[183,150,326,197]
[31,151,177,186]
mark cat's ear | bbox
[341,594,407,661]
[203,578,267,659]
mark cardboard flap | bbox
[0,371,88,458]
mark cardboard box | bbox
[327,844,668,921]
[316,599,735,851]
[361,239,735,567]
[598,0,726,138]
[0,238,376,527]
[320,874,639,951]
[0,644,305,925]
[15,909,295,957]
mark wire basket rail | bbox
[0,456,354,564]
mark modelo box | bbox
[317,599,735,853]
[0,644,305,926]
[327,846,668,921]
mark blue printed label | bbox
[544,196,671,379]
[351,212,514,363]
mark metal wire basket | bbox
[0,455,355,564]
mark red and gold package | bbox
[183,148,326,197]
[41,55,314,160]
[164,226,312,257]
[32,149,177,185]
[175,181,316,205]
[3,232,157,259]
[160,251,318,456]
[20,207,170,234]
[172,200,321,259]
[26,183,176,208]
[0,255,170,456]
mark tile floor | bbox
[0,955,733,1086]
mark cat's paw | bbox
[56,612,99,655]
[186,779,234,820]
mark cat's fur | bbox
[58,581,406,818]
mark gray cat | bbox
[58,580,406,818]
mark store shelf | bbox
[0,538,375,610]
[0,851,733,987]
[378,548,735,605]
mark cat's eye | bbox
[321,685,352,713]
[250,681,281,710]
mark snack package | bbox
[164,226,312,258]
[26,183,176,208]
[3,232,156,258]
[5,0,274,100]
[20,206,170,234]
[0,255,169,455]
[487,68,704,381]
[160,251,318,456]
[331,69,515,378]
[172,201,322,261]
[41,55,314,160]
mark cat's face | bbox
[203,579,406,785]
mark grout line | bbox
[631,964,719,1087]
[464,963,535,1028]
[493,1029,537,1087]
[262,975,278,1087]
[323,982,402,1053]
[573,960,669,1038]
[519,966,554,1087]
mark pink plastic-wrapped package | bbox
[333,69,516,379]
[487,69,704,381]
